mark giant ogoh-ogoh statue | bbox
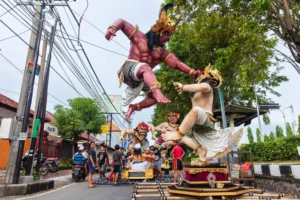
[105,4,202,119]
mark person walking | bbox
[112,145,123,186]
[87,142,96,188]
[172,144,185,183]
[97,146,109,180]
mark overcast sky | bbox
[0,0,299,146]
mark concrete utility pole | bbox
[5,5,42,184]
[28,32,48,176]
[5,0,68,184]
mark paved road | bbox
[15,181,133,200]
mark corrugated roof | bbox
[0,93,54,122]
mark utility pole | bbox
[254,85,263,141]
[13,5,46,184]
[10,0,67,184]
[5,5,42,184]
[26,32,48,176]
[36,19,58,178]
[109,113,113,147]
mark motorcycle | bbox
[46,157,60,173]
[72,164,86,182]
[21,151,49,176]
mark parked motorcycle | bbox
[21,151,49,176]
[46,157,60,173]
[72,164,86,182]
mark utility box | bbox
[0,118,14,139]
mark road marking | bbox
[16,183,75,200]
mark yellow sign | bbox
[101,125,109,134]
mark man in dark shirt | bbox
[112,144,123,185]
[88,142,96,188]
[150,145,163,178]
[97,146,109,180]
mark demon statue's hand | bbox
[191,70,204,79]
[105,27,116,40]
[173,82,184,94]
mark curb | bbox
[0,180,55,197]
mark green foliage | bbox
[153,0,288,125]
[275,125,285,138]
[263,114,271,125]
[264,134,270,142]
[53,98,106,141]
[269,132,276,141]
[286,122,294,137]
[247,127,254,144]
[240,135,300,161]
[256,128,262,143]
[298,115,300,134]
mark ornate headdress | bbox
[151,4,180,34]
[196,63,222,88]
[137,122,149,131]
[167,112,180,119]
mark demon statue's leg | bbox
[137,65,170,103]
[125,94,157,120]
[162,107,207,161]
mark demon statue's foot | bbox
[196,146,207,162]
[125,104,136,120]
[162,131,182,142]
[152,88,170,104]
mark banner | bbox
[101,95,122,113]
[101,125,109,134]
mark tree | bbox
[286,122,294,137]
[269,132,276,141]
[275,125,285,138]
[153,0,288,125]
[68,98,106,139]
[54,98,106,153]
[264,134,270,142]
[256,128,262,143]
[168,0,300,73]
[247,127,254,144]
[298,115,300,134]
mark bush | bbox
[240,135,300,162]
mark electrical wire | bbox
[0,52,69,107]
[2,1,127,129]
[0,29,30,42]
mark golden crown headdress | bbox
[151,4,180,34]
[196,63,222,88]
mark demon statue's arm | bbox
[120,129,134,142]
[105,19,138,42]
[161,49,202,79]
[149,125,157,141]
[173,82,211,94]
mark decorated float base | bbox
[122,169,154,181]
[130,182,288,200]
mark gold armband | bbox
[108,24,117,32]
[128,25,139,39]
[164,53,173,63]
[176,128,185,137]
[136,103,141,111]
[189,69,195,76]
[150,81,161,90]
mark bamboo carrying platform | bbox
[130,182,290,200]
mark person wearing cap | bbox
[73,146,85,165]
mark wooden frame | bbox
[122,169,154,180]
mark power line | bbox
[1,2,126,128]
[0,29,30,42]
[70,8,129,52]
[0,52,69,107]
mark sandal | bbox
[88,185,95,188]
